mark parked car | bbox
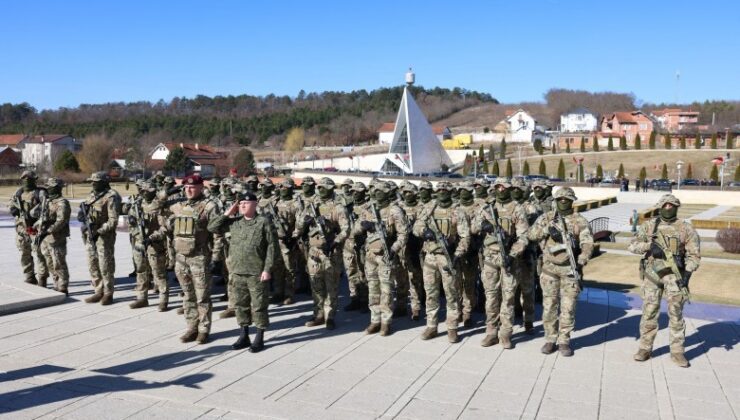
[548,178,564,182]
[680,179,700,186]
[447,173,464,179]
[650,179,672,191]
[323,167,338,172]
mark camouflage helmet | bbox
[246,174,259,183]
[553,187,577,202]
[280,178,295,188]
[474,178,490,187]
[210,175,222,184]
[221,177,236,189]
[458,180,475,192]
[374,181,392,193]
[400,181,418,193]
[141,180,158,192]
[341,178,354,187]
[545,180,554,187]
[386,180,398,189]
[493,177,512,188]
[260,178,274,188]
[88,172,111,183]
[45,177,64,188]
[351,182,367,192]
[511,177,527,190]
[436,181,454,191]
[301,176,316,185]
[318,177,335,189]
[657,194,681,208]
[163,176,175,185]
[532,179,547,189]
[231,182,248,195]
[20,170,38,180]
[419,180,433,190]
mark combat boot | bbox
[365,323,381,334]
[447,329,459,343]
[393,305,408,318]
[176,307,185,315]
[524,321,535,335]
[129,299,148,309]
[359,298,369,314]
[85,292,103,303]
[380,323,391,336]
[249,329,265,353]
[269,294,284,305]
[158,300,169,312]
[196,332,209,344]
[219,308,236,319]
[411,309,420,321]
[633,349,651,362]
[325,318,336,330]
[500,336,514,350]
[100,294,113,306]
[670,352,689,368]
[25,277,38,285]
[541,342,556,354]
[462,314,473,328]
[305,316,325,327]
[343,297,362,312]
[481,334,499,347]
[558,344,573,357]
[232,326,250,350]
[180,329,198,343]
[421,326,438,340]
[58,288,69,297]
[283,296,294,305]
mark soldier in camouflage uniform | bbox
[511,177,541,334]
[79,172,122,305]
[543,180,555,210]
[343,182,369,312]
[35,178,70,294]
[530,180,552,213]
[292,177,350,330]
[9,170,47,285]
[353,181,408,336]
[629,194,700,368]
[397,181,425,320]
[528,187,593,357]
[127,181,171,311]
[166,174,220,344]
[418,180,434,205]
[456,180,482,328]
[413,181,471,343]
[293,176,316,293]
[209,191,277,352]
[339,178,354,203]
[471,178,529,348]
[273,178,301,305]
[204,175,222,199]
[245,174,260,193]
[256,178,287,304]
[159,176,183,273]
[214,177,239,315]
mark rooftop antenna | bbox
[405,67,415,86]
[675,70,681,104]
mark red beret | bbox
[182,175,204,185]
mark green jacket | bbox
[208,214,277,276]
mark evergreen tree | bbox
[500,139,507,159]
[593,136,599,152]
[164,147,189,176]
[661,163,668,179]
[711,133,718,149]
[607,136,614,151]
[488,144,495,160]
[634,133,641,150]
[557,158,565,179]
[53,150,80,173]
[664,133,672,150]
[648,131,656,149]
[506,158,513,177]
[619,136,627,150]
[618,163,625,178]
[551,143,556,154]
[639,166,646,181]
[492,160,500,176]
[232,148,255,176]
[523,160,530,176]
[710,164,719,183]
[578,164,584,182]
[694,134,701,149]
[534,139,543,155]
[482,159,489,174]
[579,137,586,152]
[728,134,735,150]
[566,142,571,153]
[686,163,693,179]
[478,145,485,159]
[734,164,740,182]
[596,164,603,179]
[462,155,471,176]
[539,159,546,176]
[679,136,686,149]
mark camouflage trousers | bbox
[399,250,424,312]
[15,233,41,282]
[481,250,517,338]
[85,233,117,296]
[175,253,213,334]
[232,273,270,329]
[166,235,176,271]
[37,238,69,291]
[422,252,459,330]
[269,242,289,298]
[133,245,169,303]
[343,242,367,300]
[540,262,580,345]
[307,249,342,320]
[365,252,394,324]
[638,271,687,353]
[458,252,479,318]
[512,250,536,323]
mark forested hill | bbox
[0,86,496,147]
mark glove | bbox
[481,220,495,234]
[360,220,376,233]
[422,227,435,241]
[650,242,665,259]
[10,207,20,217]
[548,226,563,243]
[577,256,589,267]
[303,215,314,225]
[89,230,99,243]
[142,238,151,248]
[509,243,524,258]
[77,209,86,222]
[322,241,335,254]
[387,249,397,262]
[680,271,692,288]
[317,216,327,226]
[128,216,137,225]
[452,255,461,267]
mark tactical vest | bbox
[543,212,582,265]
[172,198,212,256]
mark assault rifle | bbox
[79,192,106,245]
[267,201,288,240]
[12,194,35,235]
[557,213,582,289]
[33,195,50,247]
[370,202,392,264]
[426,215,456,276]
[656,229,691,304]
[308,201,332,255]
[488,204,512,273]
[132,198,149,257]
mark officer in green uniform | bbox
[209,191,277,352]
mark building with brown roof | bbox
[0,134,28,149]
[149,142,231,177]
[650,108,700,132]
[0,146,22,176]
[21,134,81,171]
[599,111,654,143]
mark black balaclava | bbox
[436,189,452,208]
[556,198,574,216]
[280,186,293,200]
[403,191,418,206]
[660,205,678,222]
[262,186,274,198]
[533,187,545,200]
[92,180,108,194]
[374,189,390,208]
[474,185,488,199]
[22,177,36,192]
[459,189,474,206]
[353,190,367,205]
[496,187,512,204]
[302,183,315,197]
[143,190,157,202]
[47,185,62,200]
[318,186,332,200]
[419,188,432,203]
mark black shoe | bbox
[325,319,336,330]
[269,294,284,305]
[232,326,251,350]
[249,329,265,353]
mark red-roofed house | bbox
[378,122,451,144]
[650,108,700,132]
[0,146,22,175]
[21,134,81,171]
[149,142,231,177]
[0,134,29,150]
[599,111,653,143]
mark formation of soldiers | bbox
[8,170,700,366]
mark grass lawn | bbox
[0,182,133,202]
[584,253,740,306]
[599,241,740,261]
[712,207,740,221]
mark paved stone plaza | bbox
[0,219,739,419]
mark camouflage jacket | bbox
[471,200,529,256]
[166,195,219,257]
[208,214,277,276]
[352,202,409,256]
[413,203,470,257]
[529,210,594,266]
[83,188,121,236]
[275,196,299,241]
[10,187,47,235]
[37,196,70,243]
[127,198,168,247]
[293,196,350,250]
[529,196,552,214]
[517,199,541,227]
[628,217,700,273]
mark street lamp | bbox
[676,160,684,190]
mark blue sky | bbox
[1,0,738,110]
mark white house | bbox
[560,108,598,132]
[21,134,81,171]
[501,109,536,143]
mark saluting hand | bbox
[226,202,239,216]
[260,271,271,282]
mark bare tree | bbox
[78,133,115,174]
